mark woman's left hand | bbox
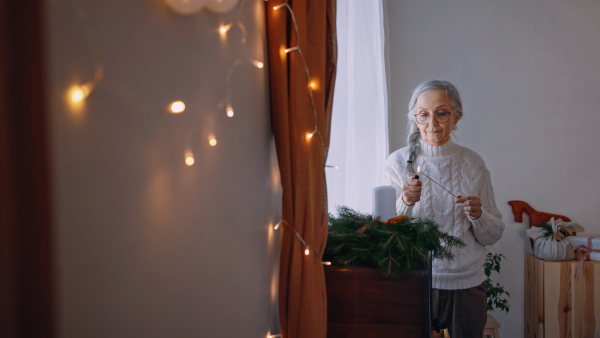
[455,195,482,220]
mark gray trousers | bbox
[432,283,487,338]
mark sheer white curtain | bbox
[326,0,388,215]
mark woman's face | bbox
[414,89,460,146]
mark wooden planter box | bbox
[325,265,432,338]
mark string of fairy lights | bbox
[267,0,336,265]
[272,0,325,151]
[67,0,263,168]
[267,3,335,335]
[64,0,333,336]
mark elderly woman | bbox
[384,80,505,338]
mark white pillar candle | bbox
[372,185,396,222]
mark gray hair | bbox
[404,80,463,175]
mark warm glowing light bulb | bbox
[252,60,264,69]
[227,105,234,117]
[284,47,298,53]
[209,138,217,146]
[185,150,194,166]
[71,87,85,103]
[219,26,228,33]
[304,248,310,256]
[69,84,91,104]
[273,3,285,10]
[417,166,421,173]
[170,101,185,113]
[306,132,313,140]
[309,82,316,89]
[274,222,280,230]
[322,261,331,265]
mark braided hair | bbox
[404,80,464,175]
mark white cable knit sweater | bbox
[384,139,505,290]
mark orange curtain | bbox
[0,0,55,336]
[265,0,337,337]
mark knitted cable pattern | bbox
[384,138,505,290]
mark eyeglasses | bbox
[414,110,453,125]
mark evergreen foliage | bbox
[538,221,555,239]
[537,220,569,241]
[324,206,465,275]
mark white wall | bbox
[46,0,281,336]
[385,0,600,336]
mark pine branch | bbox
[537,221,554,238]
[324,206,465,275]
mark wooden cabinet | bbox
[325,265,431,338]
[525,254,600,337]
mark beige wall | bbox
[384,1,600,336]
[46,0,281,336]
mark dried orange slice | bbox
[384,215,407,224]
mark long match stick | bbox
[416,166,457,198]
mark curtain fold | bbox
[265,0,337,337]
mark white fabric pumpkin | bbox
[532,236,574,261]
[526,217,585,261]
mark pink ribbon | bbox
[575,237,600,281]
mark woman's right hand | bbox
[402,173,422,206]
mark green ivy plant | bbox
[483,252,510,313]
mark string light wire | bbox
[184,127,198,166]
[66,0,265,165]
[219,20,247,43]
[223,58,264,117]
[271,2,338,277]
[70,60,105,104]
[280,220,322,259]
